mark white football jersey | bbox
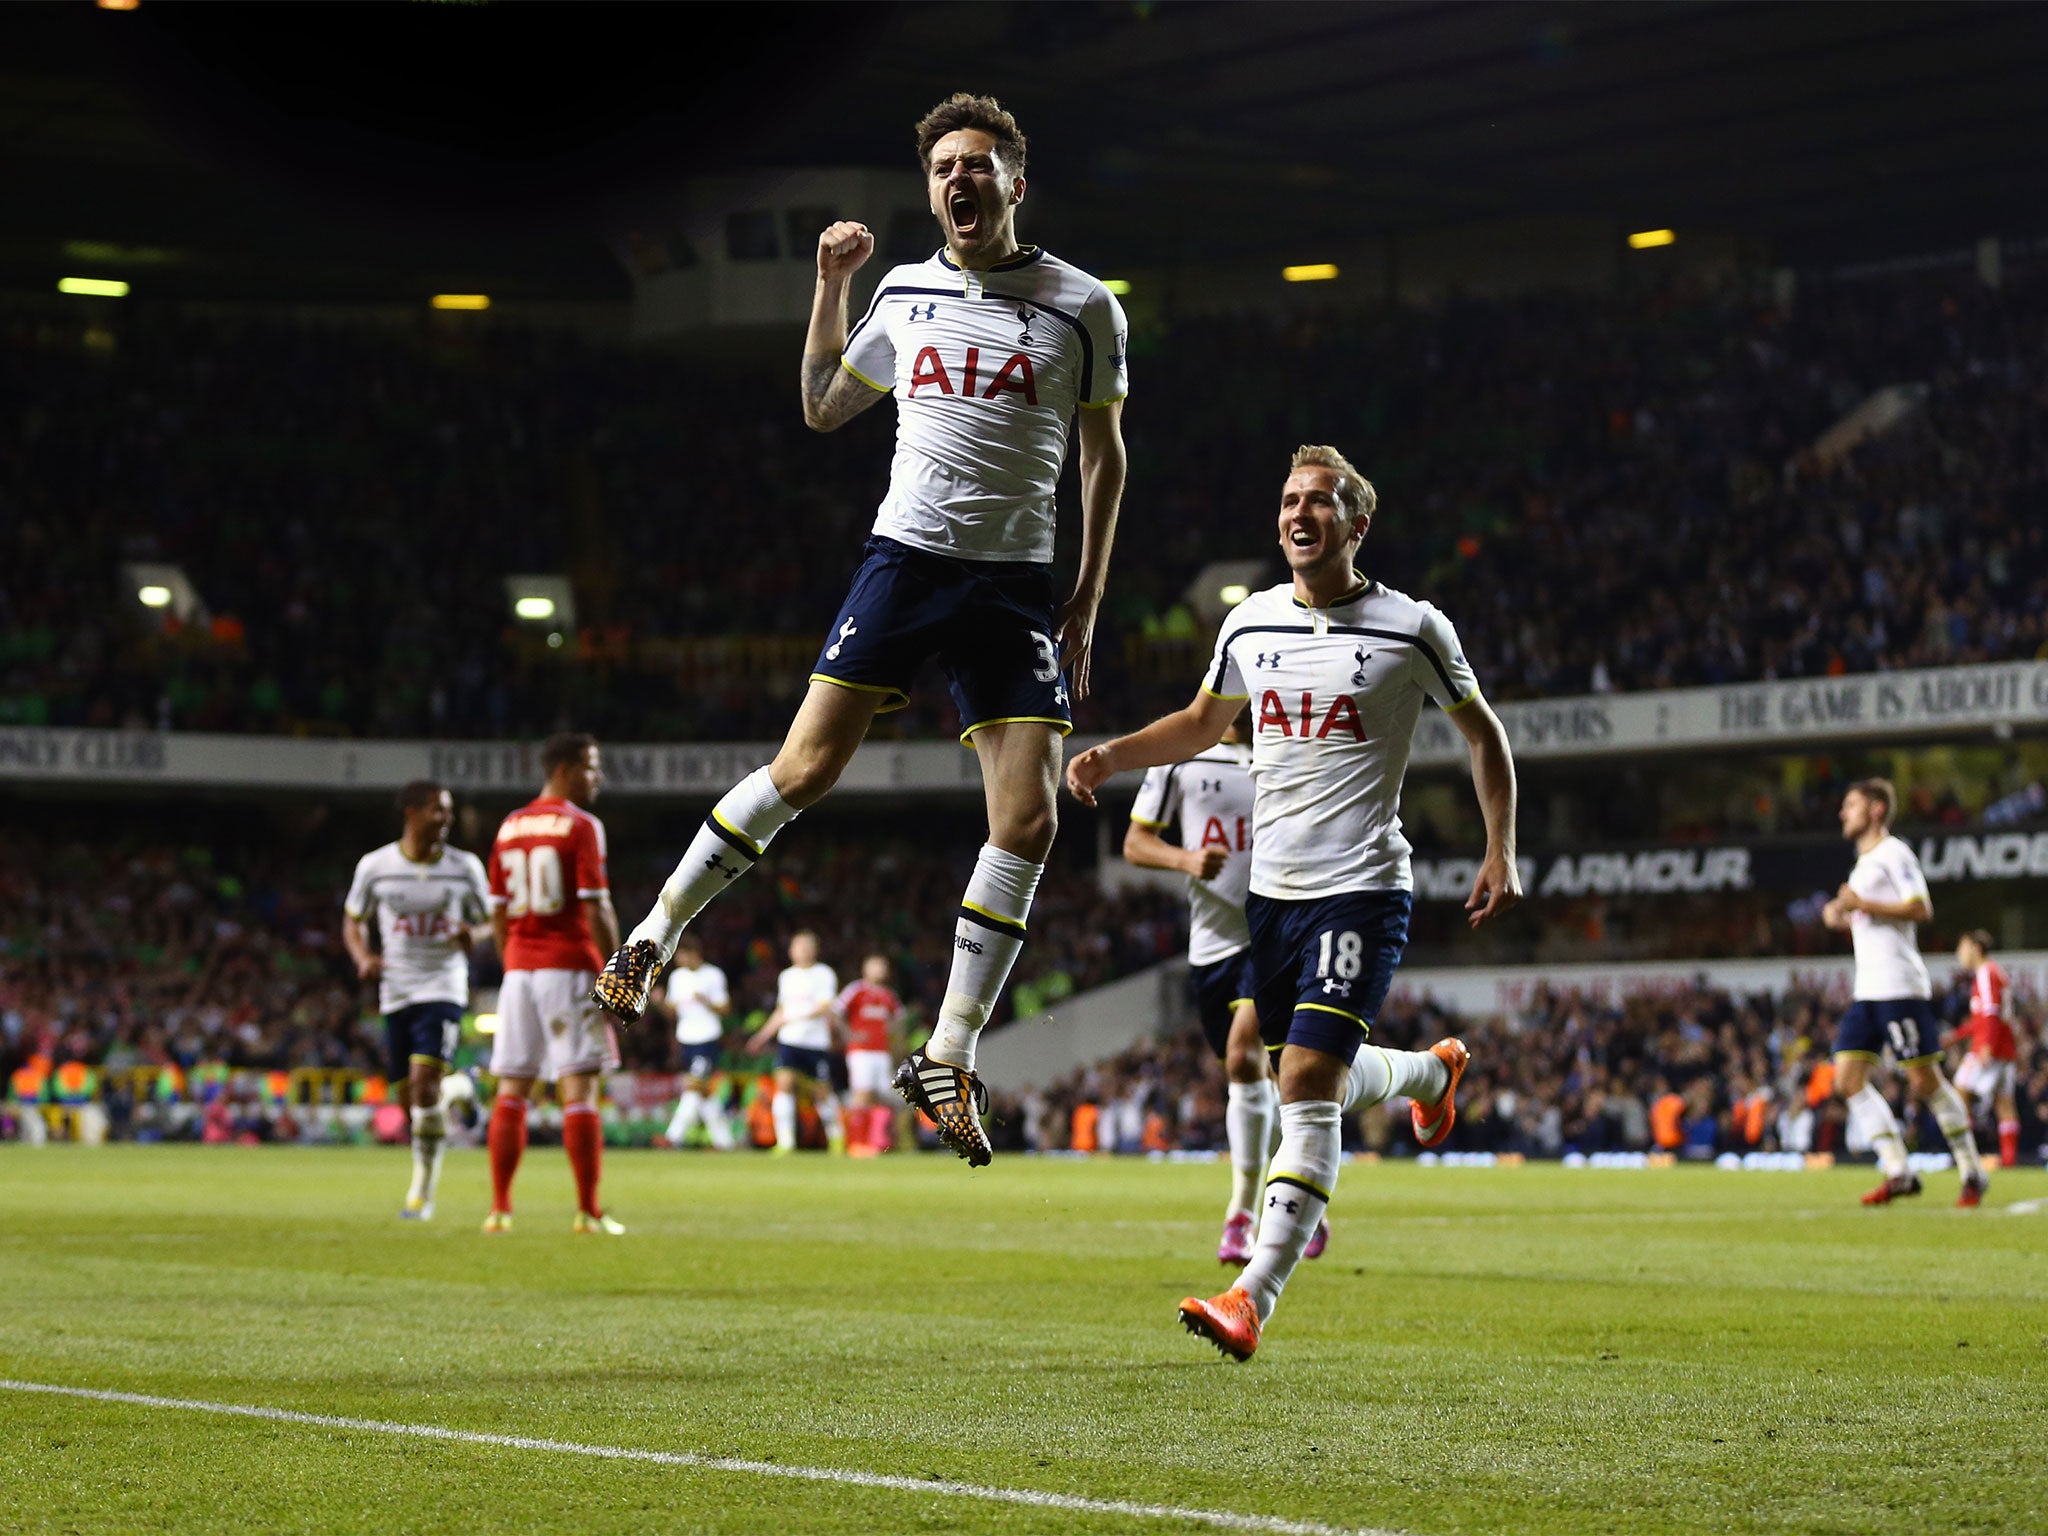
[1846,836,1932,1000]
[840,247,1128,564]
[1206,580,1480,900]
[343,842,490,1015]
[1130,744,1254,966]
[774,962,841,1051]
[665,962,730,1046]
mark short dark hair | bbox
[1965,928,1995,954]
[916,93,1027,175]
[397,779,447,815]
[541,732,597,775]
[1849,777,1896,824]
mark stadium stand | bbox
[3,263,2044,743]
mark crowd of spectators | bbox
[0,805,1187,1109]
[3,259,2045,744]
[1003,975,2048,1166]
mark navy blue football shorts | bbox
[1189,950,1256,1059]
[679,1041,722,1081]
[810,535,1073,742]
[384,1000,463,1081]
[776,1042,836,1083]
[1836,998,1942,1064]
[1245,890,1412,1063]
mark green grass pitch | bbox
[1,1146,2042,1535]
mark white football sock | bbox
[1225,1078,1276,1219]
[1342,1044,1449,1113]
[928,844,1043,1071]
[1926,1079,1986,1182]
[816,1093,844,1142]
[629,768,800,960]
[1848,1085,1909,1178]
[407,1105,447,1205]
[704,1094,736,1150]
[771,1091,798,1150]
[666,1089,702,1144]
[1237,1100,1341,1322]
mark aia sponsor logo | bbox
[1257,689,1365,741]
[908,346,1038,404]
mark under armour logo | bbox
[908,303,938,322]
[704,853,740,882]
[1322,977,1352,996]
[1054,680,1069,707]
[1270,1195,1300,1214]
[1016,305,1034,344]
[825,617,857,661]
[1199,779,1222,794]
[1254,652,1283,670]
[1352,646,1374,686]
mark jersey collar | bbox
[935,245,1045,273]
[1290,576,1376,611]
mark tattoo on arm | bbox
[802,355,885,432]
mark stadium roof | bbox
[4,1,2046,301]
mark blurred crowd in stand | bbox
[3,261,2044,743]
[1005,976,2048,1165]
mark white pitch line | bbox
[2,1379,1405,1536]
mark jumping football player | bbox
[593,94,1128,1170]
[1822,780,1990,1206]
[343,780,491,1222]
[485,733,625,1234]
[1069,445,1521,1361]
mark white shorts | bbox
[845,1049,895,1096]
[492,969,615,1081]
[1954,1053,2015,1104]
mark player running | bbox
[655,935,735,1150]
[1068,445,1521,1362]
[745,932,845,1154]
[1124,720,1319,1266]
[1821,779,1990,1207]
[343,780,490,1222]
[835,953,907,1155]
[1948,930,2020,1169]
[485,733,625,1234]
[592,93,1128,1169]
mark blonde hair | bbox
[1289,444,1377,520]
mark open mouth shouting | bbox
[946,185,984,241]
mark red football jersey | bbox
[836,981,902,1053]
[489,796,608,973]
[1963,961,2017,1060]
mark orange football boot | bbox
[1410,1038,1470,1149]
[1178,1287,1262,1363]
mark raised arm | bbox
[1066,689,1239,807]
[1057,401,1127,701]
[800,221,889,433]
[1448,695,1522,929]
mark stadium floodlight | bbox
[1103,278,1133,296]
[1282,263,1339,283]
[505,575,575,632]
[1628,229,1677,249]
[96,0,140,10]
[121,562,205,624]
[1185,559,1272,627]
[58,277,130,297]
[431,294,491,311]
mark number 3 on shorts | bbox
[1316,930,1363,980]
[1029,630,1060,683]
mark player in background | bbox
[485,734,625,1233]
[1947,929,2019,1169]
[1821,779,1990,1207]
[745,931,846,1154]
[835,953,906,1155]
[654,935,735,1150]
[1069,445,1521,1361]
[1124,717,1319,1266]
[593,93,1128,1170]
[343,780,491,1222]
